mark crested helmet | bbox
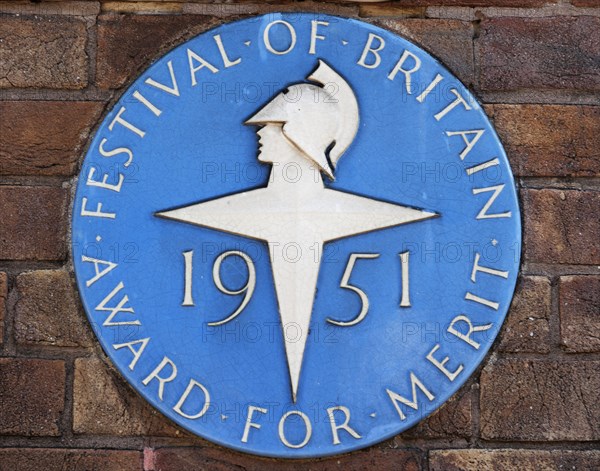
[246,60,359,179]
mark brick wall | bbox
[0,1,598,470]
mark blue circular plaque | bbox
[72,13,521,458]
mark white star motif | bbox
[157,173,436,400]
[156,60,438,401]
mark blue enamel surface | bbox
[72,13,521,458]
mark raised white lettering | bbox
[81,255,117,287]
[241,406,267,443]
[173,378,211,419]
[386,372,435,420]
[357,33,385,69]
[447,315,493,350]
[263,20,297,55]
[416,73,444,103]
[187,49,219,86]
[472,185,512,219]
[109,107,146,138]
[278,410,312,449]
[471,252,509,282]
[98,138,133,167]
[327,406,361,445]
[81,197,115,219]
[465,291,499,310]
[310,20,329,55]
[142,356,178,401]
[86,167,124,193]
[213,34,241,68]
[434,89,472,121]
[113,337,150,370]
[132,90,162,117]
[388,50,422,95]
[426,344,464,381]
[145,60,180,97]
[96,281,140,326]
[466,158,499,176]
[445,129,484,160]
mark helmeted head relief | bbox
[246,60,359,179]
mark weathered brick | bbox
[498,276,551,353]
[0,15,88,89]
[480,359,600,441]
[478,16,600,91]
[183,2,358,18]
[0,448,143,471]
[73,357,181,436]
[97,14,219,89]
[0,358,65,436]
[359,4,425,18]
[15,270,92,348]
[560,275,600,353]
[486,105,600,177]
[0,101,104,176]
[404,384,472,439]
[0,272,7,345]
[101,1,183,14]
[523,189,600,265]
[430,449,600,471]
[0,1,100,17]
[363,0,549,6]
[572,0,600,6]
[375,19,474,85]
[0,186,68,261]
[152,447,423,471]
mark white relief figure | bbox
[156,60,438,402]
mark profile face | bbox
[256,123,288,164]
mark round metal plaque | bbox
[72,13,521,458]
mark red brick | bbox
[153,1,359,17]
[97,14,219,89]
[0,101,105,177]
[153,447,423,471]
[0,272,7,345]
[0,448,143,471]
[572,0,600,6]
[0,186,68,261]
[73,357,181,436]
[498,276,551,353]
[375,19,474,85]
[560,275,600,353]
[361,0,549,6]
[478,16,600,91]
[358,4,426,18]
[486,105,600,177]
[15,270,93,348]
[523,189,600,265]
[0,358,66,436]
[430,449,600,471]
[480,359,600,441]
[404,384,472,439]
[0,15,88,89]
